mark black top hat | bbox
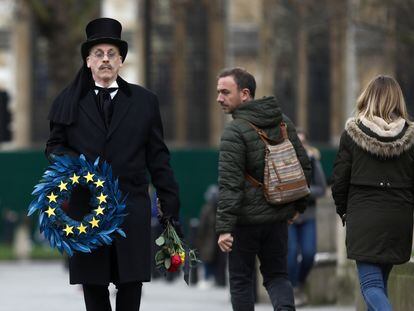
[81,17,128,62]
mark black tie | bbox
[95,86,118,129]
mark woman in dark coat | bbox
[332,75,414,311]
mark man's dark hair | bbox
[218,67,256,99]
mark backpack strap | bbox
[248,122,279,145]
[248,121,287,144]
[245,173,263,188]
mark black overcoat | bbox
[46,79,180,284]
[332,118,414,264]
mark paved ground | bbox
[0,261,354,311]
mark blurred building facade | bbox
[2,0,413,149]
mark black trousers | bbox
[229,222,295,311]
[83,282,142,311]
[82,242,142,311]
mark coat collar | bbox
[79,91,106,133]
[345,117,414,157]
[360,116,406,137]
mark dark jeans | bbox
[287,219,316,287]
[356,261,393,311]
[229,222,295,311]
[83,282,142,311]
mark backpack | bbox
[245,122,310,205]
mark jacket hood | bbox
[232,96,282,128]
[345,117,414,157]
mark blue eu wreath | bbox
[28,155,127,256]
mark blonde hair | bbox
[355,75,409,123]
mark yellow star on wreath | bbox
[63,224,74,236]
[94,206,105,216]
[77,223,87,234]
[45,206,56,217]
[84,172,95,183]
[97,193,108,204]
[58,181,68,192]
[70,173,80,184]
[47,192,58,203]
[89,217,100,228]
[94,179,105,188]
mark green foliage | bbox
[30,244,63,260]
[155,236,165,246]
[154,222,199,276]
[0,243,63,260]
[0,244,15,260]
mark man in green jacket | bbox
[216,67,311,311]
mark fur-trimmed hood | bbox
[345,117,414,158]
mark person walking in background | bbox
[196,184,226,289]
[332,75,414,311]
[215,67,311,311]
[45,18,180,311]
[287,129,326,307]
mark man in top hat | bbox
[45,17,180,311]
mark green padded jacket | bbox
[216,96,311,234]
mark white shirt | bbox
[94,81,119,99]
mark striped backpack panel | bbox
[245,122,310,205]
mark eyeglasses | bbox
[90,50,120,60]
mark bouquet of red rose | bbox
[154,220,199,282]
